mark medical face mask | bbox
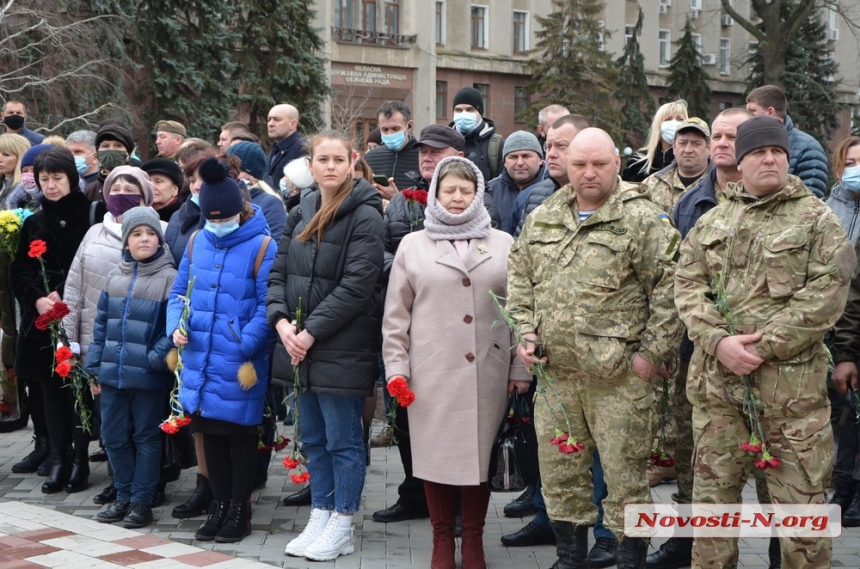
[190,193,200,206]
[205,219,240,238]
[74,155,90,175]
[453,112,479,134]
[661,120,681,145]
[843,165,860,191]
[381,131,406,151]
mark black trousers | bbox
[41,378,89,454]
[830,386,860,485]
[394,405,429,513]
[203,431,258,502]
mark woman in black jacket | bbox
[267,130,384,562]
[11,148,93,494]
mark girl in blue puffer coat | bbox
[166,158,276,545]
[85,207,177,529]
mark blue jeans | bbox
[299,391,366,514]
[534,450,614,540]
[100,385,167,506]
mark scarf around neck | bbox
[423,156,491,241]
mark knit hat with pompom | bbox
[197,157,244,220]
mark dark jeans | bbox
[100,385,166,505]
[830,386,860,486]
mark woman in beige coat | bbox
[383,156,530,569]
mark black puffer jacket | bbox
[266,178,384,396]
[363,138,421,191]
[11,191,92,380]
[448,119,504,182]
[622,146,675,183]
[382,177,502,282]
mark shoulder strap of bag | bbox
[89,201,99,227]
[253,236,272,278]
[187,230,199,265]
[488,133,503,179]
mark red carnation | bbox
[283,456,300,470]
[51,302,70,320]
[56,346,73,362]
[35,314,51,331]
[558,441,585,454]
[403,189,428,205]
[257,444,272,455]
[28,240,47,258]
[398,390,415,407]
[55,361,72,378]
[160,421,179,434]
[551,431,570,446]
[387,377,408,398]
[741,441,763,453]
[175,416,192,428]
[291,471,310,484]
[273,435,290,451]
[754,452,781,470]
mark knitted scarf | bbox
[423,156,491,241]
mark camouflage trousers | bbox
[534,365,654,538]
[671,359,694,503]
[688,351,833,569]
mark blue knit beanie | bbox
[21,144,54,168]
[198,158,244,220]
[227,142,267,180]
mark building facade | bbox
[314,0,860,146]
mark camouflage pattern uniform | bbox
[507,178,683,539]
[642,163,706,215]
[674,175,856,569]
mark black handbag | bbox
[487,389,539,492]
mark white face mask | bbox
[661,120,681,145]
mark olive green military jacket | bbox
[507,178,683,377]
[642,162,708,215]
[675,175,855,364]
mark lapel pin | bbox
[478,244,488,255]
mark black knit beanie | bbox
[452,87,485,116]
[734,116,790,164]
[198,158,244,220]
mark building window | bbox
[473,83,489,115]
[691,33,702,55]
[625,25,635,45]
[719,38,731,74]
[719,102,733,111]
[435,1,446,45]
[385,1,399,35]
[513,11,529,54]
[659,30,671,67]
[363,0,376,32]
[436,81,448,119]
[597,20,605,52]
[514,86,528,119]
[471,5,488,49]
[335,0,355,28]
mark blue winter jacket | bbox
[166,205,277,426]
[249,185,286,240]
[85,248,177,390]
[164,198,205,267]
[487,164,546,235]
[785,115,828,198]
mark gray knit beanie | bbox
[503,131,543,159]
[734,116,790,164]
[122,206,164,247]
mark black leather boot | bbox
[215,500,252,543]
[830,478,854,516]
[645,537,692,568]
[842,482,860,527]
[618,537,649,569]
[65,445,90,493]
[768,537,781,569]
[195,500,229,541]
[172,474,213,518]
[12,436,50,473]
[548,521,588,569]
[42,449,69,494]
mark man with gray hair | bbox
[487,131,545,235]
[536,104,570,146]
[65,130,99,186]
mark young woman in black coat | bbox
[11,148,94,494]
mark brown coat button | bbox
[465,353,475,362]
[463,315,473,324]
[462,278,471,287]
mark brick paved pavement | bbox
[1,421,859,568]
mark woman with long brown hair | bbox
[267,130,384,562]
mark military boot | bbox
[842,482,860,527]
[548,521,588,569]
[11,436,50,473]
[618,537,649,569]
[645,537,692,568]
[829,478,854,518]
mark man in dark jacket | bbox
[364,101,420,197]
[746,85,828,197]
[266,104,306,184]
[86,122,136,203]
[448,87,504,182]
[487,130,545,235]
[1,100,44,146]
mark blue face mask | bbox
[205,219,240,238]
[381,131,406,151]
[74,156,89,175]
[190,193,199,206]
[279,180,289,195]
[843,165,860,191]
[453,112,479,134]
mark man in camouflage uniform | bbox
[643,118,711,215]
[507,128,683,569]
[674,116,856,569]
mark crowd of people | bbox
[0,81,858,569]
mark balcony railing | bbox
[332,26,417,48]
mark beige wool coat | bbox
[383,229,530,486]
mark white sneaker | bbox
[303,513,355,561]
[285,508,332,557]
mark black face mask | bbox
[3,115,25,130]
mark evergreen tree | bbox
[522,0,618,139]
[665,19,711,120]
[231,0,330,136]
[747,3,840,145]
[134,0,240,151]
[614,8,655,150]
